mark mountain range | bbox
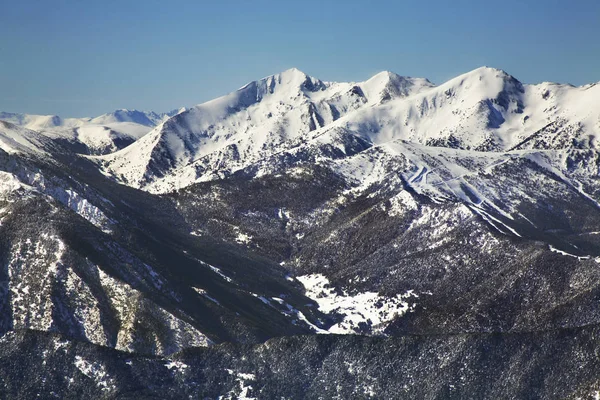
[0,108,185,156]
[2,66,600,398]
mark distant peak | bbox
[113,109,143,114]
[0,119,15,129]
[370,70,400,80]
[281,67,306,75]
[366,71,401,86]
[240,68,312,92]
[445,66,523,91]
[464,66,515,79]
[237,67,326,96]
[274,67,310,83]
[475,65,504,72]
[362,70,434,101]
[367,70,434,85]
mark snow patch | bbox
[74,356,116,392]
[297,273,417,334]
[234,229,253,245]
[164,360,188,373]
[221,369,257,400]
[549,245,590,260]
[193,287,221,305]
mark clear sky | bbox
[1,0,599,117]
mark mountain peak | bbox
[440,66,524,98]
[268,67,314,89]
[91,109,159,127]
[366,70,433,85]
[230,68,327,100]
[459,66,519,82]
[369,70,400,80]
[236,68,314,95]
[362,70,435,101]
[255,67,309,84]
[474,65,506,73]
[280,67,307,76]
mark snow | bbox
[4,67,600,198]
[193,288,221,305]
[8,235,67,332]
[297,273,418,334]
[470,205,522,237]
[0,109,181,157]
[87,66,600,200]
[548,245,590,260]
[74,356,116,392]
[221,370,257,400]
[0,112,84,130]
[200,260,234,283]
[235,231,253,245]
[91,109,163,126]
[55,188,113,233]
[3,67,600,272]
[387,190,418,216]
[98,268,212,353]
[6,231,214,355]
[164,360,188,373]
[14,170,115,233]
[94,68,435,193]
[0,171,29,197]
[256,295,329,334]
[0,109,177,132]
[0,121,48,155]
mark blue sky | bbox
[1,0,598,117]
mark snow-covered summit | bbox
[361,70,434,101]
[0,109,183,131]
[91,109,159,127]
[0,120,49,155]
[11,66,594,194]
[0,112,85,131]
[0,108,186,156]
[331,66,529,149]
[89,108,185,127]
[92,66,600,192]
[95,68,437,191]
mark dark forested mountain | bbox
[2,67,600,398]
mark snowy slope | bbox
[0,120,51,155]
[3,67,600,397]
[44,122,153,155]
[0,109,186,156]
[0,127,332,355]
[93,67,600,193]
[0,112,88,131]
[334,67,600,151]
[90,108,184,127]
[95,68,434,192]
[0,109,182,131]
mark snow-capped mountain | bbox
[335,67,600,152]
[93,67,600,194]
[2,67,600,398]
[0,108,186,156]
[89,108,186,127]
[0,108,183,131]
[0,112,86,131]
[0,119,330,358]
[94,68,434,192]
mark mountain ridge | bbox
[83,66,600,193]
[0,108,187,156]
[2,66,600,397]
